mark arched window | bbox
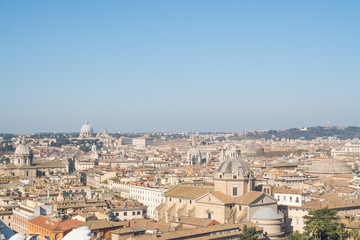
[207,212,211,219]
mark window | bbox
[137,211,140,215]
[283,196,286,202]
[296,218,299,225]
[233,187,238,197]
[132,212,135,216]
[179,199,181,203]
[233,175,237,179]
[219,175,222,179]
[124,212,127,216]
[290,197,292,202]
[296,197,299,203]
[207,212,211,219]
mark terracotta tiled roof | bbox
[335,187,356,194]
[234,191,264,205]
[164,186,213,199]
[133,222,261,240]
[58,219,82,231]
[171,217,220,227]
[73,219,123,230]
[297,199,328,210]
[29,216,82,232]
[122,219,172,233]
[324,180,350,187]
[332,174,354,179]
[208,191,235,204]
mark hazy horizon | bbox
[1,1,359,133]
[1,123,358,135]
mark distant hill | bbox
[230,126,360,140]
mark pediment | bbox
[251,194,277,205]
[195,192,231,205]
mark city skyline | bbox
[0,119,357,134]
[1,1,359,133]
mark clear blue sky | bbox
[0,0,359,133]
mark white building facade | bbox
[130,186,166,219]
[274,188,311,207]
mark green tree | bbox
[239,225,258,240]
[304,207,341,240]
[284,231,309,240]
[350,227,360,240]
[336,224,347,240]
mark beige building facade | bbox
[156,156,284,239]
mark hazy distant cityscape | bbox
[1,0,359,239]
[1,120,360,239]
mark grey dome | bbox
[216,158,252,177]
[308,158,352,174]
[81,120,93,132]
[79,120,94,138]
[187,148,201,156]
[252,208,281,220]
[15,138,32,156]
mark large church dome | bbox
[14,138,33,166]
[308,158,352,174]
[79,120,94,138]
[216,157,252,178]
[15,138,32,156]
